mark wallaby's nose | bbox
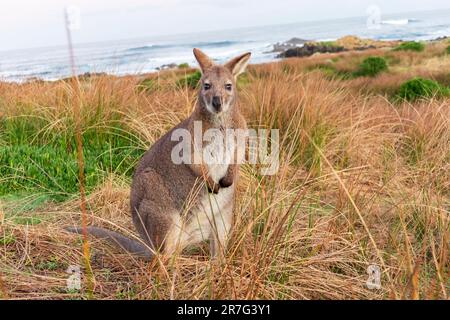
[212,96,222,111]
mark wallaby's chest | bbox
[203,129,235,183]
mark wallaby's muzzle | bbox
[212,96,222,112]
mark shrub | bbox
[355,56,388,77]
[178,63,190,69]
[393,41,425,52]
[176,70,202,89]
[396,77,449,102]
[319,41,338,48]
[446,45,450,55]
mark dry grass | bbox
[0,42,449,300]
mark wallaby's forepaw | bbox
[207,182,220,194]
[219,176,233,188]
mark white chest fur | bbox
[203,129,235,183]
[172,129,237,249]
[184,186,234,245]
[167,187,234,251]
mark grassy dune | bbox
[0,40,449,299]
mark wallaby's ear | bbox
[225,52,251,78]
[193,48,214,73]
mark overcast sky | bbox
[1,0,449,51]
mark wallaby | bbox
[66,48,251,260]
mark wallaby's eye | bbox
[204,83,211,90]
[225,84,232,91]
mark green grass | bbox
[308,64,352,80]
[318,41,339,48]
[446,45,450,55]
[310,57,389,80]
[0,118,144,201]
[302,123,333,176]
[13,216,42,225]
[0,233,16,245]
[237,73,251,89]
[36,257,61,271]
[395,77,450,102]
[308,64,336,76]
[115,284,137,300]
[176,70,202,89]
[354,56,388,77]
[393,41,425,52]
[403,135,425,166]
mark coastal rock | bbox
[430,36,448,42]
[25,77,46,84]
[156,63,178,71]
[79,72,107,79]
[271,37,310,52]
[60,72,108,82]
[277,43,346,58]
[276,36,402,58]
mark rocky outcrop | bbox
[276,36,401,58]
[277,43,346,58]
[156,63,178,71]
[271,37,310,52]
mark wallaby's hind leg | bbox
[132,198,175,253]
[134,200,194,257]
[131,168,181,254]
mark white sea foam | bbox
[381,19,410,25]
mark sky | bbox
[1,0,449,51]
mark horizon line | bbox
[1,7,449,54]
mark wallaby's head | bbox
[193,48,251,115]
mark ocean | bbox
[1,9,449,82]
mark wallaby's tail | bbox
[65,226,153,260]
